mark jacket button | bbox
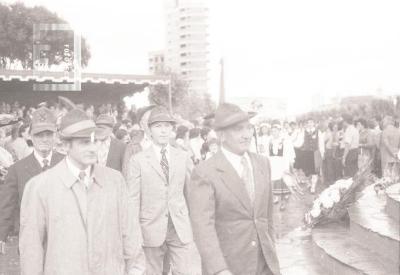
[251,241,257,247]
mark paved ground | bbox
[274,191,327,275]
[0,184,326,275]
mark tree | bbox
[0,2,90,69]
[148,73,216,121]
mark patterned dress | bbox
[268,137,294,195]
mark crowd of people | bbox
[0,98,399,275]
[255,114,400,209]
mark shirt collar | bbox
[33,150,52,167]
[221,146,251,170]
[65,156,93,184]
[152,143,170,154]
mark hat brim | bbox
[213,112,256,131]
[137,105,156,122]
[60,127,103,140]
[31,125,57,135]
[148,118,176,126]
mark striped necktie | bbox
[160,147,169,184]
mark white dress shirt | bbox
[33,150,53,168]
[65,156,92,188]
[221,146,254,182]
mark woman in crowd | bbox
[266,121,295,211]
[257,123,271,155]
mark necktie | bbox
[241,156,255,205]
[42,159,49,171]
[79,171,86,184]
[160,148,169,184]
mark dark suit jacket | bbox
[106,138,126,172]
[0,151,64,240]
[186,151,281,275]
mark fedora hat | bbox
[213,103,256,130]
[147,106,176,126]
[136,105,156,123]
[30,107,57,135]
[59,109,101,140]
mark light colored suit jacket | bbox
[186,151,281,275]
[19,160,145,275]
[126,145,193,247]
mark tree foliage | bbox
[148,73,215,121]
[0,2,90,69]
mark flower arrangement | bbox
[304,161,373,228]
[373,177,396,195]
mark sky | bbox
[4,0,400,114]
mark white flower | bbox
[313,198,321,208]
[321,197,334,209]
[310,206,321,218]
[335,178,353,190]
[329,189,341,203]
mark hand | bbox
[216,270,233,275]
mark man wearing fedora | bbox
[186,103,281,275]
[0,107,64,252]
[19,108,145,275]
[95,113,126,172]
[126,106,200,275]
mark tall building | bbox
[148,51,165,75]
[164,0,209,95]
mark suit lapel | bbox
[249,154,268,216]
[144,147,166,182]
[50,151,65,166]
[24,153,42,176]
[169,146,179,183]
[105,139,114,168]
[215,152,253,214]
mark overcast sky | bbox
[4,0,400,113]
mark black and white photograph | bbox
[0,0,399,274]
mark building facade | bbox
[164,0,209,95]
[148,51,165,75]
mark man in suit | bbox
[19,108,145,274]
[186,103,281,275]
[0,107,64,252]
[126,106,200,275]
[95,114,126,171]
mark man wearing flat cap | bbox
[126,106,200,275]
[186,103,281,275]
[19,108,145,275]
[95,113,126,172]
[0,107,64,252]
